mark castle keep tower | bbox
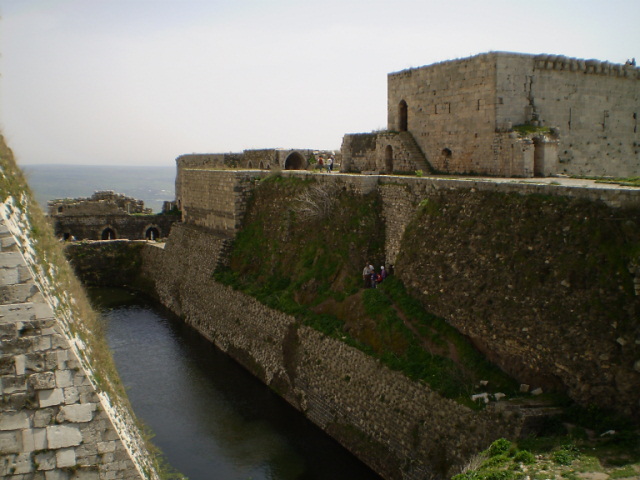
[344,52,640,177]
[388,52,639,177]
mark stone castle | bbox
[343,52,640,177]
[175,52,640,179]
[4,52,640,480]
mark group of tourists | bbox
[362,263,388,289]
[316,155,335,172]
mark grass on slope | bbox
[214,174,518,404]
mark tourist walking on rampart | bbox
[317,157,324,170]
[327,156,333,172]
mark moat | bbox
[91,288,381,480]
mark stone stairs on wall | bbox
[398,131,435,174]
[214,237,234,270]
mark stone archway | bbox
[101,227,116,240]
[399,100,408,131]
[145,227,160,240]
[284,151,305,170]
[385,145,394,173]
[442,148,452,171]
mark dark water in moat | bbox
[92,289,382,480]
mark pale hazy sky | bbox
[1,0,638,167]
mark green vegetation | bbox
[512,123,552,136]
[212,174,640,476]
[214,175,517,403]
[454,436,640,480]
[573,176,640,188]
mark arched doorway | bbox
[101,227,116,240]
[145,227,160,240]
[399,100,408,131]
[247,161,253,168]
[385,145,394,173]
[284,152,305,170]
[442,148,452,171]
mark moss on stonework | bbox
[212,176,519,403]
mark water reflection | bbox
[92,289,381,480]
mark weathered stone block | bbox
[22,427,47,452]
[97,440,117,454]
[30,372,56,390]
[14,354,25,375]
[71,467,99,480]
[56,447,76,468]
[0,430,22,453]
[35,449,57,470]
[58,404,95,423]
[38,388,65,407]
[55,369,74,388]
[46,424,82,449]
[63,386,80,404]
[25,352,46,372]
[0,410,30,430]
[33,408,55,428]
[9,451,33,474]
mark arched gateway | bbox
[284,152,305,170]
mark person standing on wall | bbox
[327,156,333,172]
[370,265,377,289]
[363,263,372,288]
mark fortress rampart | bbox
[61,168,640,479]
[137,223,525,480]
[172,169,640,417]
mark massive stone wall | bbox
[384,52,640,177]
[0,163,157,479]
[59,169,640,478]
[139,223,524,480]
[388,53,508,175]
[167,169,640,417]
[522,55,640,177]
[178,169,265,232]
[376,177,640,418]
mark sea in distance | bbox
[21,164,175,214]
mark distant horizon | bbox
[20,162,177,168]
[23,164,175,214]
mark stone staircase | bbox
[397,131,435,174]
[214,236,234,270]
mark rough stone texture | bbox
[383,183,640,418]
[47,191,178,241]
[345,52,640,178]
[140,223,525,480]
[50,213,178,242]
[0,199,156,479]
[164,169,640,418]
